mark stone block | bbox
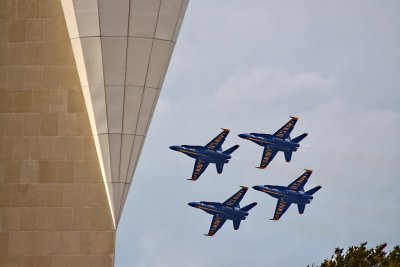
[38,160,56,183]
[63,184,82,207]
[67,90,85,112]
[60,66,80,89]
[96,232,115,255]
[65,137,84,160]
[1,160,21,183]
[27,20,44,42]
[8,231,44,255]
[41,66,61,89]
[0,185,11,206]
[40,114,58,136]
[8,67,24,90]
[82,184,107,207]
[37,207,72,231]
[9,184,29,207]
[32,90,49,113]
[49,137,66,160]
[19,207,37,231]
[30,137,51,160]
[44,231,80,255]
[0,207,18,230]
[20,160,39,183]
[3,114,23,136]
[27,184,46,206]
[13,91,32,113]
[49,90,68,113]
[9,19,26,42]
[36,0,63,19]
[56,160,74,183]
[79,232,97,255]
[83,137,97,160]
[24,66,42,90]
[23,114,41,136]
[12,137,30,160]
[45,19,68,42]
[0,137,13,159]
[77,113,91,136]
[74,160,93,183]
[0,232,9,255]
[18,0,36,19]
[45,184,63,207]
[8,43,35,66]
[52,256,88,267]
[0,67,8,89]
[0,92,14,112]
[88,255,114,267]
[0,19,10,42]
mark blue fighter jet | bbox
[188,186,257,236]
[253,169,321,220]
[169,129,239,181]
[238,116,308,169]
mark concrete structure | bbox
[0,0,188,266]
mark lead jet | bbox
[253,169,321,220]
[188,186,257,236]
[169,129,239,181]
[238,116,308,169]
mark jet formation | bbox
[170,117,321,236]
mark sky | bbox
[116,1,400,266]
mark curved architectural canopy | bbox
[61,0,188,226]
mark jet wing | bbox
[257,146,278,169]
[271,198,291,220]
[205,128,230,150]
[206,214,227,236]
[189,158,209,181]
[273,116,298,139]
[223,187,248,208]
[288,169,313,192]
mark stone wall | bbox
[0,0,115,266]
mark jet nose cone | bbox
[238,134,247,139]
[252,185,263,191]
[188,202,198,208]
[169,145,180,151]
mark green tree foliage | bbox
[318,242,400,267]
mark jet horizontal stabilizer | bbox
[284,151,292,162]
[241,202,257,212]
[233,220,241,230]
[223,145,239,155]
[306,186,321,195]
[292,133,308,143]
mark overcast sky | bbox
[115,1,400,266]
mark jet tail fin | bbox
[292,133,308,143]
[216,163,224,174]
[233,220,241,230]
[306,186,321,195]
[240,202,257,212]
[223,145,239,155]
[284,151,292,162]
